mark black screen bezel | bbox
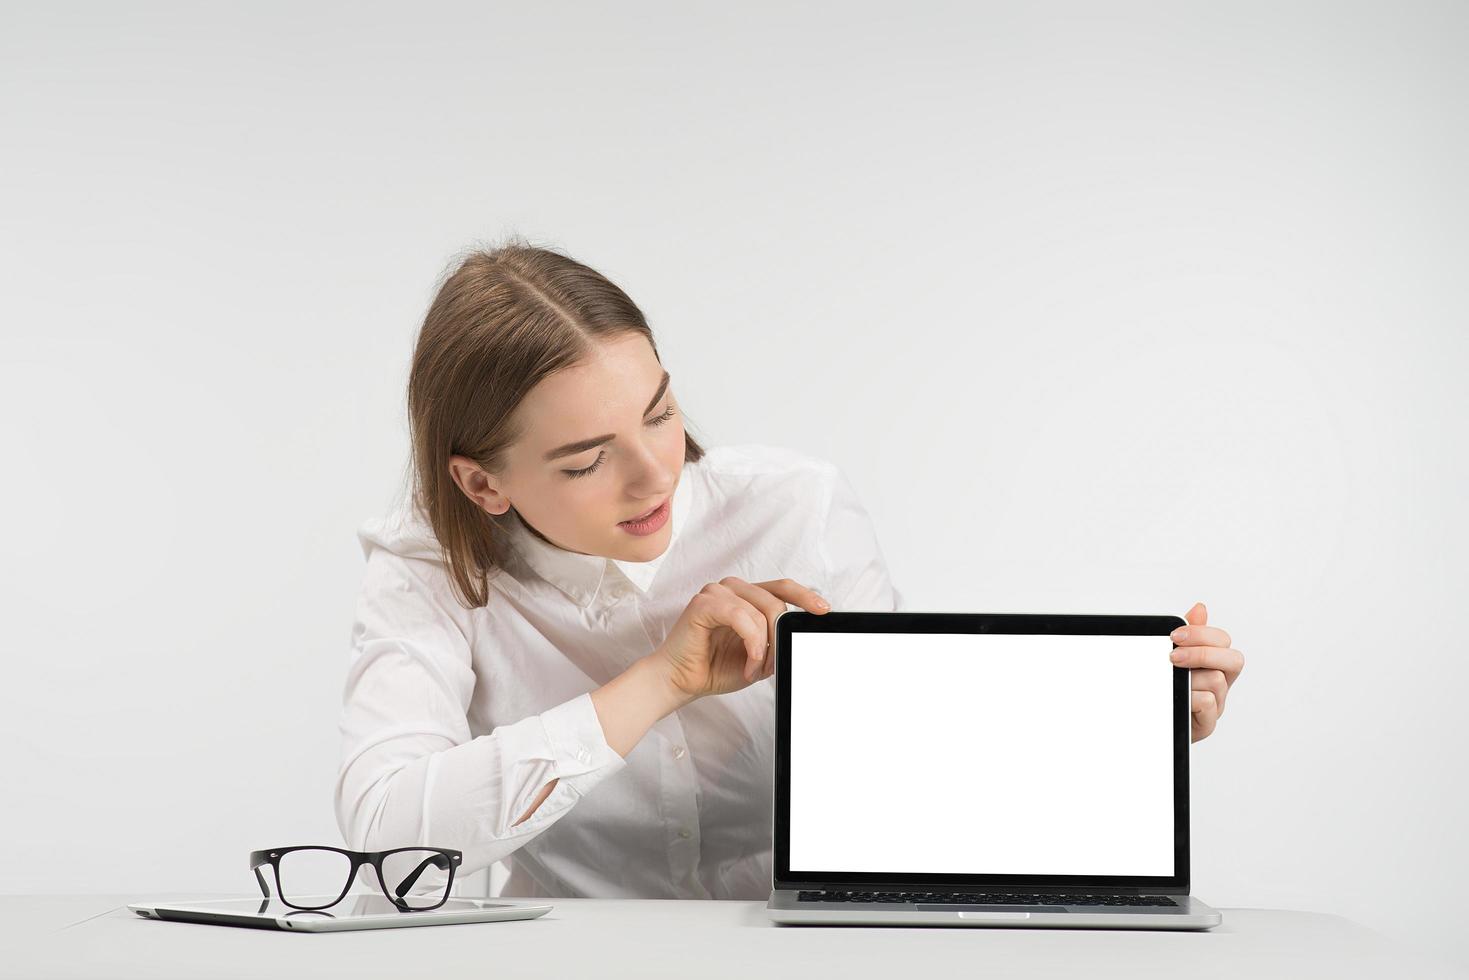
[771,611,1191,894]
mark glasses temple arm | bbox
[392,854,451,899]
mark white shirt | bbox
[334,442,904,900]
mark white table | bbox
[2,894,1463,979]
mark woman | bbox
[333,240,1246,901]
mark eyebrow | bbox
[543,370,672,463]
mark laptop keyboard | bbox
[796,890,1178,907]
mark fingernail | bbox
[1170,650,1185,663]
[1173,628,1187,641]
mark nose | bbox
[623,445,675,499]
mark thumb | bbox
[1185,601,1208,627]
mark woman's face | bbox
[449,333,686,562]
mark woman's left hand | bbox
[1169,601,1245,742]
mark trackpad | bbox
[917,905,1067,914]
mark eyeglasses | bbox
[249,845,464,912]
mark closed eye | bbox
[563,404,678,479]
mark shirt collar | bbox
[505,466,695,609]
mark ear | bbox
[448,455,511,515]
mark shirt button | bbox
[678,828,692,839]
[673,746,686,759]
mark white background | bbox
[2,0,1465,969]
[788,633,1176,877]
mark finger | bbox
[1170,645,1244,684]
[1190,668,1229,716]
[757,637,777,682]
[1191,690,1218,741]
[724,602,771,678]
[727,576,831,678]
[752,577,832,616]
[744,610,773,681]
[720,576,797,657]
[697,584,771,679]
[1170,623,1231,648]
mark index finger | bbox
[727,577,830,666]
[752,577,832,615]
[1172,624,1231,647]
[1170,645,1245,684]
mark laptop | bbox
[765,611,1222,929]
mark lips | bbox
[620,498,668,524]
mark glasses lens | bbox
[274,848,353,909]
[379,849,453,909]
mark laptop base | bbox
[766,890,1222,929]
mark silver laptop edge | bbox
[766,890,1220,929]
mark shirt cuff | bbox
[482,692,628,837]
[489,691,626,835]
[537,691,628,794]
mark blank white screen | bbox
[787,632,1177,877]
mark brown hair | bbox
[406,237,707,609]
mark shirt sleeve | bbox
[333,544,628,878]
[814,463,902,613]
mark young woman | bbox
[333,241,1246,901]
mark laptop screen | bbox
[783,626,1180,882]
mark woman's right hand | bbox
[650,577,831,701]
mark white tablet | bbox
[129,892,553,932]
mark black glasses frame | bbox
[249,845,464,912]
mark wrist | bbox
[635,653,695,714]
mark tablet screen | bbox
[787,631,1176,877]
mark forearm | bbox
[589,654,694,759]
[511,657,690,828]
[339,684,644,864]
